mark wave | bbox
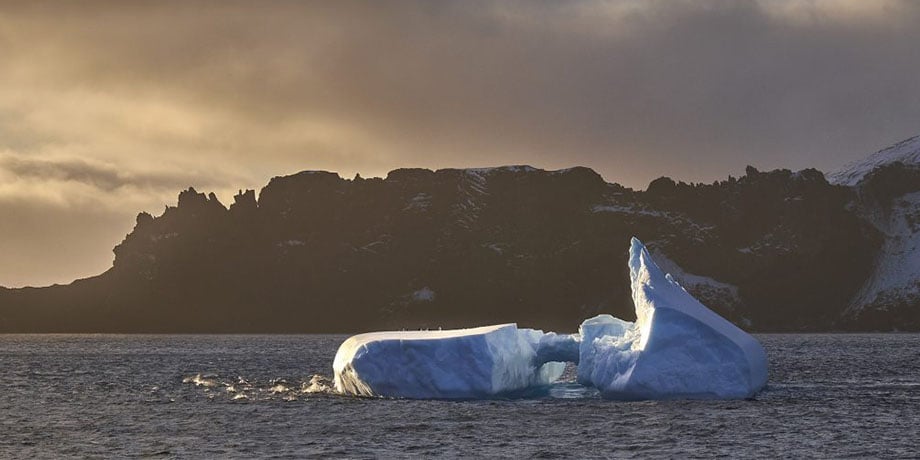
[181,373,338,401]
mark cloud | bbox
[3,1,919,180]
[2,0,920,285]
[5,155,160,192]
[0,153,231,194]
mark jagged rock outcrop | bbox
[0,159,911,332]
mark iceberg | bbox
[333,324,565,399]
[331,237,767,400]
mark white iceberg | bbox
[332,237,767,400]
[582,238,768,399]
[333,324,565,399]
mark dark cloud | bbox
[5,1,919,180]
[0,155,230,192]
[2,0,920,285]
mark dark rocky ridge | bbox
[0,164,906,332]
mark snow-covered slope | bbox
[845,191,920,318]
[827,135,920,325]
[828,135,920,186]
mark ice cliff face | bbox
[333,324,565,399]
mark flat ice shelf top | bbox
[342,323,515,344]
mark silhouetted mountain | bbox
[0,158,916,332]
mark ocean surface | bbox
[1,334,918,459]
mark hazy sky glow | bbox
[1,0,920,286]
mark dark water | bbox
[2,334,919,459]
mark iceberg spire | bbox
[582,237,768,399]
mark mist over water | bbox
[2,334,918,458]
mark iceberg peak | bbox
[584,237,768,399]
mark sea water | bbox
[1,334,918,458]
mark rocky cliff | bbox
[2,157,904,332]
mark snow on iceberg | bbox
[582,238,768,399]
[333,324,566,399]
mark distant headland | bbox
[2,137,920,332]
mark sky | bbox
[1,0,920,287]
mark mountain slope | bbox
[828,135,920,186]
[831,149,920,329]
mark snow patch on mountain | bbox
[403,193,432,212]
[829,135,920,186]
[846,191,920,314]
[411,287,436,302]
[452,169,489,230]
[649,248,746,324]
[466,165,538,174]
[650,250,740,301]
[591,204,664,217]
